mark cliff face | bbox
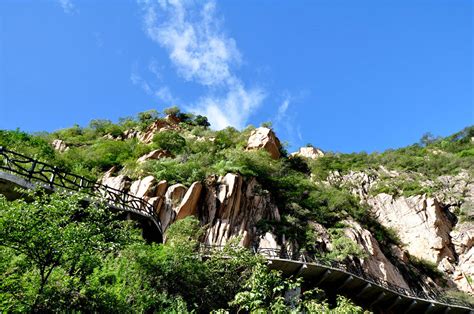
[328,169,474,295]
[97,124,473,297]
[102,170,281,248]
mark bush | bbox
[152,131,186,155]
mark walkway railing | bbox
[0,146,162,232]
[200,245,473,310]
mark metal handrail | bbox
[0,146,162,233]
[200,245,473,309]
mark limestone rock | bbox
[149,180,168,214]
[138,119,178,143]
[176,182,203,220]
[101,167,131,192]
[368,194,454,264]
[344,220,410,289]
[291,146,324,159]
[51,139,68,152]
[246,127,281,159]
[137,149,173,163]
[202,174,280,247]
[451,222,474,294]
[160,184,187,232]
[129,176,157,198]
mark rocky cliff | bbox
[95,122,474,298]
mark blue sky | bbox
[0,0,472,153]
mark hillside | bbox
[0,107,473,312]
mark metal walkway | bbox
[0,147,472,313]
[0,146,162,234]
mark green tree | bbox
[0,191,134,312]
[152,130,186,154]
[136,109,159,131]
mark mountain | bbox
[0,107,473,312]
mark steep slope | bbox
[1,108,473,307]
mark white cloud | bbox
[140,0,240,86]
[130,72,153,95]
[57,0,75,14]
[275,97,290,124]
[137,0,263,129]
[190,81,265,129]
[131,66,179,104]
[272,91,309,150]
[155,86,178,104]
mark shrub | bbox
[152,131,186,155]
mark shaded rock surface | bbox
[344,219,410,289]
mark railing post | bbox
[49,166,57,188]
[28,160,37,181]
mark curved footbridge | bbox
[0,147,472,313]
[264,255,473,313]
[0,146,162,242]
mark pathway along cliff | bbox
[0,146,472,313]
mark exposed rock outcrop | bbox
[344,220,410,289]
[292,146,324,159]
[137,149,173,163]
[176,182,202,221]
[451,222,474,293]
[138,118,179,143]
[201,174,281,247]
[246,127,281,159]
[101,167,131,191]
[160,184,187,232]
[368,194,454,265]
[52,139,68,152]
[129,176,157,198]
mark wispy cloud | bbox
[131,64,180,104]
[137,0,264,129]
[57,0,75,14]
[273,90,309,150]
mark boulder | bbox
[137,149,173,163]
[51,139,68,152]
[246,127,281,159]
[291,146,324,159]
[175,182,203,220]
[149,180,168,214]
[101,167,131,192]
[160,184,187,232]
[129,176,157,198]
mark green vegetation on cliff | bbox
[1,109,473,311]
[0,192,366,313]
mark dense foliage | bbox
[0,192,366,313]
[1,108,473,311]
[1,110,472,256]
